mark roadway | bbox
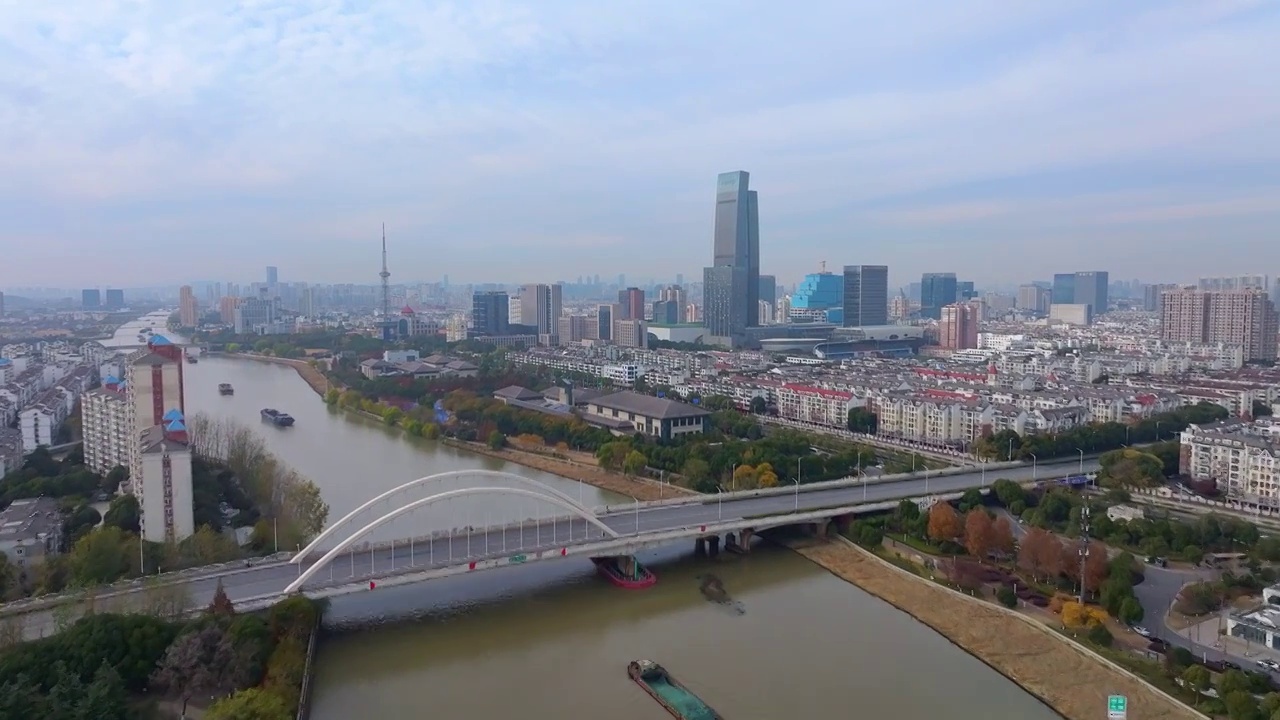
[3,456,1098,639]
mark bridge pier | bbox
[739,527,754,551]
[707,535,721,557]
[695,538,707,556]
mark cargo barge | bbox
[218,383,234,396]
[261,408,295,427]
[593,556,657,589]
[627,660,722,719]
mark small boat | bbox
[261,408,295,427]
[218,383,234,396]
[186,354,198,364]
[627,660,723,720]
[593,556,657,589]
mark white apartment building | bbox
[0,428,22,478]
[138,420,196,543]
[82,386,132,475]
[19,387,67,452]
[776,383,857,428]
[1181,419,1280,506]
[876,394,963,444]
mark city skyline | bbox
[2,2,1278,286]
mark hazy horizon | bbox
[2,1,1278,288]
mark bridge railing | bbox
[0,551,295,618]
[594,459,1035,514]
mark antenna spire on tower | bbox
[379,223,393,341]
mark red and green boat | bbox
[592,556,657,589]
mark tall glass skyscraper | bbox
[703,171,760,341]
[920,272,958,319]
[843,266,889,326]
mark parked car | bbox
[1132,626,1153,638]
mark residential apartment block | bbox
[1160,288,1278,362]
[1180,418,1280,505]
[82,383,132,475]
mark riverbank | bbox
[211,352,332,395]
[441,438,695,502]
[791,538,1200,720]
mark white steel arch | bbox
[295,469,596,562]
[285,486,620,593]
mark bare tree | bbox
[151,625,236,716]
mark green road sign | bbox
[1107,695,1127,719]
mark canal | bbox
[109,319,1059,718]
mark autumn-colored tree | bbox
[1061,600,1106,628]
[756,463,779,488]
[733,464,759,490]
[1083,541,1109,594]
[926,502,963,544]
[963,509,995,559]
[990,515,1016,556]
[1017,528,1063,581]
[207,580,235,618]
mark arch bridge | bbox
[285,470,621,593]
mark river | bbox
[104,317,1059,718]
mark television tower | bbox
[379,224,394,341]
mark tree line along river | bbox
[108,319,1058,718]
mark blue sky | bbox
[1,0,1278,289]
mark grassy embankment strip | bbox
[791,538,1205,720]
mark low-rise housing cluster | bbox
[1,341,109,455]
[359,350,478,380]
[1180,418,1280,504]
[509,342,1280,449]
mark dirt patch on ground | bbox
[444,441,696,503]
[791,539,1199,720]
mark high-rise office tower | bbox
[758,275,777,310]
[1160,288,1278,361]
[1073,271,1109,316]
[594,304,616,341]
[518,284,563,337]
[919,273,957,320]
[1052,274,1076,305]
[702,170,760,341]
[471,291,510,336]
[81,289,101,309]
[957,281,977,299]
[105,288,125,309]
[842,265,889,327]
[178,285,198,327]
[652,300,679,325]
[659,285,688,323]
[1017,285,1049,313]
[266,266,279,289]
[618,287,645,321]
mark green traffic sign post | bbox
[1108,694,1127,719]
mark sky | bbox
[1,0,1278,290]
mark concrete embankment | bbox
[790,538,1202,720]
[209,352,332,395]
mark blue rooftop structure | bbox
[104,375,120,385]
[162,408,184,422]
[149,335,172,345]
[165,419,187,432]
[791,272,843,311]
[0,358,11,366]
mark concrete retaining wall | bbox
[296,618,321,720]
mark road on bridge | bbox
[5,457,1098,639]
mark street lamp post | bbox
[981,460,987,488]
[1077,448,1085,476]
[634,496,640,535]
[1008,437,1015,462]
[793,479,800,511]
[717,487,723,521]
[1030,453,1038,481]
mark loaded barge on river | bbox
[218,383,234,396]
[593,556,657,589]
[627,660,722,719]
[261,408,295,427]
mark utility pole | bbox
[1078,504,1091,604]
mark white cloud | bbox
[0,0,1277,286]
